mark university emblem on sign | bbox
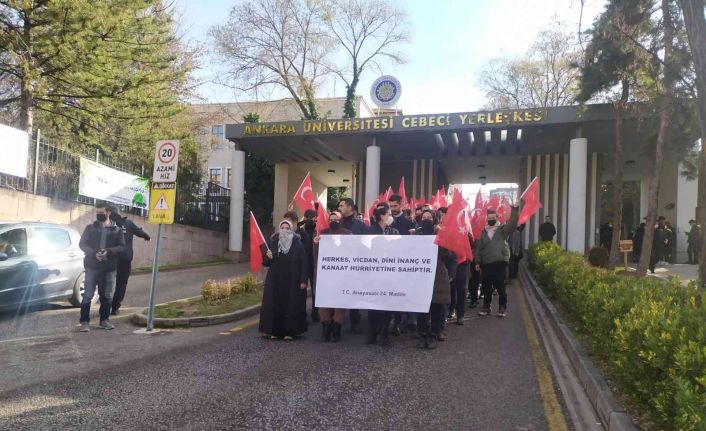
[370,75,401,108]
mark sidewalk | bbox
[630,263,699,285]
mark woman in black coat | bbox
[365,202,399,346]
[259,220,309,340]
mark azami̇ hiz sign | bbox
[236,108,549,137]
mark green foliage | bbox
[0,1,201,183]
[242,113,274,225]
[327,186,348,211]
[529,242,706,429]
[588,246,610,268]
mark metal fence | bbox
[0,132,229,232]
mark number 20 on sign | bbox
[152,140,180,182]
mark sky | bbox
[175,0,607,115]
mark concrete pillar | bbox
[365,142,381,212]
[553,154,560,227]
[568,138,588,253]
[273,163,289,229]
[640,171,649,220]
[412,160,418,199]
[562,153,569,249]
[229,150,245,252]
[677,162,698,262]
[589,152,598,248]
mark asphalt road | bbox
[0,262,250,341]
[0,283,554,431]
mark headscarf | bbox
[278,220,294,253]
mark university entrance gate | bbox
[224,104,698,262]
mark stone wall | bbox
[0,189,228,268]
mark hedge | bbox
[528,242,706,430]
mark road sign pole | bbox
[146,223,162,332]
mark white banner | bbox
[315,235,438,312]
[79,157,150,208]
[0,124,29,178]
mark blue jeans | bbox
[80,268,116,323]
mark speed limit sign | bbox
[152,140,180,182]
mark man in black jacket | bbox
[337,197,365,333]
[388,194,417,334]
[109,207,150,315]
[539,216,556,242]
[78,203,126,332]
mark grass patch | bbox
[133,257,231,274]
[153,287,263,318]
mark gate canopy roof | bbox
[226,104,651,163]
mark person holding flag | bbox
[416,209,456,349]
[476,205,520,318]
[312,211,350,342]
[258,220,309,340]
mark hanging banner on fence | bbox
[0,124,29,178]
[315,235,438,312]
[79,157,150,208]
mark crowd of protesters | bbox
[258,195,522,350]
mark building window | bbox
[209,168,222,185]
[227,168,232,188]
[211,125,224,140]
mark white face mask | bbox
[385,215,394,226]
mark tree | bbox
[242,113,275,226]
[679,0,706,287]
[577,1,653,268]
[0,1,200,181]
[321,0,409,118]
[479,25,581,109]
[210,0,330,120]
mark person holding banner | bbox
[313,211,351,342]
[364,203,399,346]
[476,206,519,318]
[259,220,309,340]
[388,194,417,336]
[337,198,366,334]
[416,209,456,349]
[284,211,315,322]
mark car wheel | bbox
[68,273,98,307]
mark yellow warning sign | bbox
[149,182,176,224]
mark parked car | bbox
[0,222,97,310]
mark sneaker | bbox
[447,311,456,320]
[426,336,438,350]
[416,335,428,349]
[478,308,491,316]
[79,322,90,332]
[436,331,447,342]
[390,323,402,336]
[99,320,114,330]
[498,308,507,318]
[269,335,278,340]
[283,335,294,341]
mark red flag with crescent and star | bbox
[435,188,473,263]
[315,200,330,235]
[249,212,268,273]
[518,177,542,225]
[292,173,316,214]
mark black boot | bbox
[365,327,377,344]
[311,308,320,323]
[331,323,342,342]
[321,323,331,342]
[416,333,428,349]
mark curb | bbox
[519,264,637,431]
[131,299,261,328]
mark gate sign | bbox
[152,140,180,182]
[370,75,401,108]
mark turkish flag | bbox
[474,191,484,210]
[470,207,487,241]
[438,186,448,208]
[497,196,511,223]
[518,177,542,225]
[316,200,330,235]
[487,195,500,212]
[435,188,473,263]
[249,212,268,273]
[398,177,407,205]
[292,173,316,214]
